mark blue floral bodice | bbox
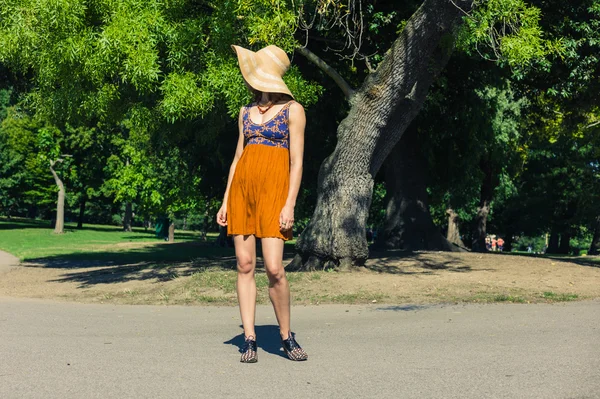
[243,102,293,149]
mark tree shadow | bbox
[0,219,52,230]
[19,241,238,288]
[366,249,478,274]
[0,217,206,240]
[223,325,287,359]
[375,304,432,312]
[21,239,299,288]
[495,251,600,269]
[24,241,236,268]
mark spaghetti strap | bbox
[283,100,295,121]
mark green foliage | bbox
[458,0,562,67]
[368,182,387,228]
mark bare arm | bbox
[217,107,245,226]
[279,102,305,231]
[285,102,305,207]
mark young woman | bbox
[216,44,308,363]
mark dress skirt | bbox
[227,143,293,241]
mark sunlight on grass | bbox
[542,291,579,302]
[0,218,221,261]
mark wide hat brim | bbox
[232,45,294,98]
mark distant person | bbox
[491,238,497,252]
[527,245,532,253]
[497,237,505,252]
[485,236,492,251]
[217,44,307,363]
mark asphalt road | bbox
[1,298,599,399]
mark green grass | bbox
[0,217,229,262]
[461,292,528,303]
[492,294,527,303]
[0,218,299,263]
[542,291,579,302]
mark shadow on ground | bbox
[494,251,600,269]
[375,304,432,312]
[22,240,298,288]
[223,325,288,360]
[366,249,485,275]
[22,246,491,288]
[0,217,202,239]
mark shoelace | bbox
[241,336,256,353]
[282,333,301,351]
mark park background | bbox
[0,0,599,304]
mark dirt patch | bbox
[0,251,598,305]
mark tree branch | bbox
[586,120,600,129]
[296,46,356,100]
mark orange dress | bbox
[227,102,294,240]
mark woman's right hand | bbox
[216,204,228,226]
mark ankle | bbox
[280,330,291,340]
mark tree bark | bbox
[123,202,133,232]
[547,230,559,254]
[290,0,472,270]
[503,229,514,252]
[49,160,65,234]
[589,217,600,255]
[77,194,86,229]
[376,129,459,251]
[446,208,465,248]
[472,158,495,252]
[168,222,175,242]
[201,200,209,242]
[558,232,570,255]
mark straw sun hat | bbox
[231,44,294,98]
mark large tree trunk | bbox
[589,217,600,255]
[201,200,209,242]
[376,129,459,251]
[290,0,472,270]
[123,202,133,232]
[558,232,571,255]
[472,158,495,252]
[446,208,465,248]
[50,160,65,234]
[77,194,86,229]
[547,230,559,254]
[503,229,514,252]
[168,222,175,242]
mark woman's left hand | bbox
[279,205,295,232]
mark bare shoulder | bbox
[288,101,305,120]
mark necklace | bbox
[257,101,274,114]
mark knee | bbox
[237,257,254,275]
[265,265,286,285]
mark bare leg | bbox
[261,237,291,339]
[234,235,257,338]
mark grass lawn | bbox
[1,218,598,306]
[0,217,236,261]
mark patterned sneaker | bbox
[281,332,308,361]
[240,336,258,363]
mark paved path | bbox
[0,250,19,273]
[1,298,599,398]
